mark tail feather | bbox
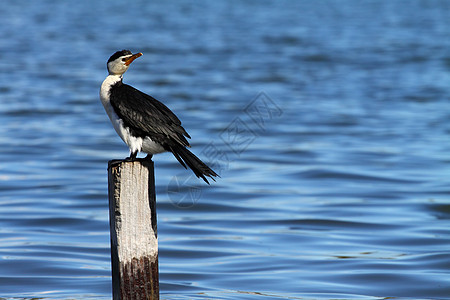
[169,145,218,184]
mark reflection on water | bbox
[0,0,449,299]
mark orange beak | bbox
[124,52,143,66]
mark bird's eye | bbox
[122,58,127,62]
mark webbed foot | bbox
[125,151,138,161]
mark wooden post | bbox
[108,159,159,300]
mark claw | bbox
[125,151,138,161]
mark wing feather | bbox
[109,83,191,147]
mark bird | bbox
[100,49,218,184]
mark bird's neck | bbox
[101,74,123,92]
[100,74,123,105]
[106,74,123,84]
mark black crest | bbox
[107,50,132,63]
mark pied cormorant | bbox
[100,50,217,184]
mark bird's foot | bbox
[124,151,138,162]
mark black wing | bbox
[109,82,191,147]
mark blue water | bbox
[1,0,449,299]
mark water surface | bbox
[0,1,449,299]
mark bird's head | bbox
[107,50,143,75]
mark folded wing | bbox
[109,82,191,148]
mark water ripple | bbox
[0,0,449,299]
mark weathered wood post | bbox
[108,159,159,300]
